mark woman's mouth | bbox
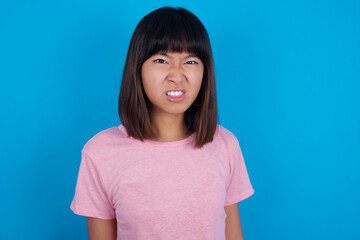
[165,90,186,102]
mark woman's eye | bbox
[154,59,166,63]
[185,60,198,64]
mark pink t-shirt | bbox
[70,124,254,240]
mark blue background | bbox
[1,0,359,239]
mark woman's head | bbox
[118,7,217,148]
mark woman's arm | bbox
[224,203,244,240]
[87,217,117,240]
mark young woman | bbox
[71,7,254,240]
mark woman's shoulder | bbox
[213,124,241,150]
[81,125,126,156]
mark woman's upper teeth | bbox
[167,90,183,96]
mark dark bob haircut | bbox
[118,7,217,148]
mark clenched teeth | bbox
[166,91,184,97]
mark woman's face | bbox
[141,51,204,118]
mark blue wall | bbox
[1,0,359,239]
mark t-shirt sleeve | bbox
[70,150,115,219]
[224,139,254,206]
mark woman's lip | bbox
[165,90,186,102]
[165,89,186,94]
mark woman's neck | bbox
[149,112,190,142]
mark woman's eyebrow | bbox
[154,52,198,59]
[156,52,170,57]
[184,54,198,59]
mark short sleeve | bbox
[70,151,115,219]
[225,141,254,206]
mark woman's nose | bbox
[167,65,186,84]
